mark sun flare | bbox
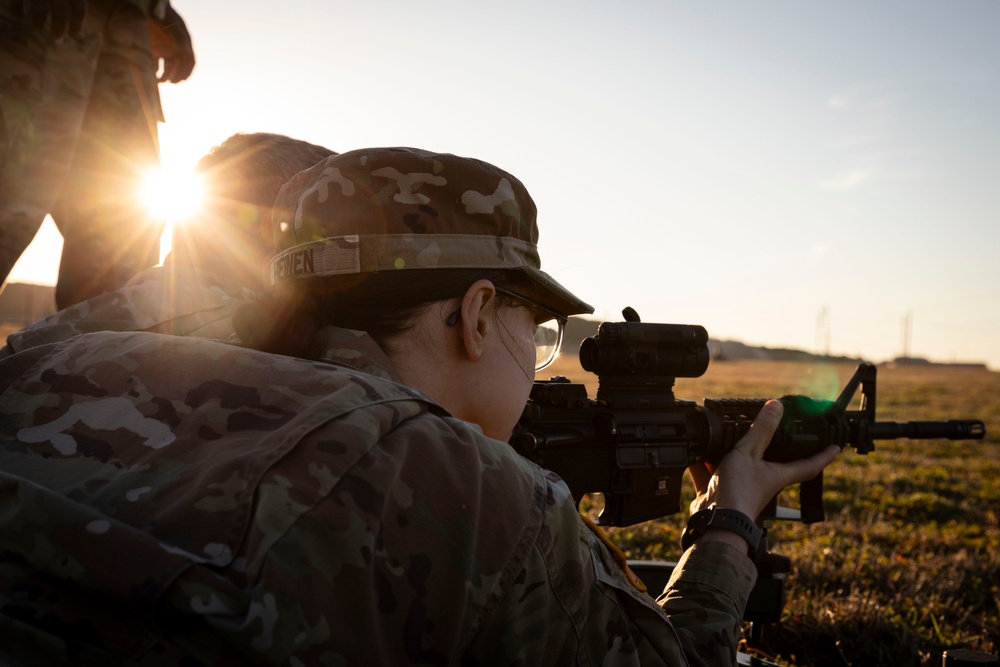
[139,166,204,223]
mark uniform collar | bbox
[308,325,405,383]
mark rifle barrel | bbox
[868,419,986,441]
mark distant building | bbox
[890,356,931,366]
[886,356,989,371]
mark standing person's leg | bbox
[51,4,163,309]
[0,3,101,294]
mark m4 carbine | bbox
[510,308,986,527]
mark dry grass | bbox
[542,356,1000,666]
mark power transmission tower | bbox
[901,311,913,361]
[816,306,831,357]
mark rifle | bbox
[511,307,985,527]
[509,308,987,649]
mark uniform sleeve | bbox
[462,472,757,666]
[4,269,252,353]
[657,541,758,665]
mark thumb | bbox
[735,399,783,459]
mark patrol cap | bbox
[269,147,593,317]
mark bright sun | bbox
[139,166,204,223]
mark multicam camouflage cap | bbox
[269,147,594,317]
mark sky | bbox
[9,0,1000,369]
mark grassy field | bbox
[542,356,999,666]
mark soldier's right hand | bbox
[11,0,87,39]
[148,4,195,83]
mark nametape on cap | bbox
[270,233,540,284]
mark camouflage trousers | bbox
[0,0,164,309]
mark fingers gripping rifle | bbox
[510,308,986,527]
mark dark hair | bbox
[170,134,337,281]
[233,269,532,359]
[195,132,336,213]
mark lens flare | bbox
[139,166,204,223]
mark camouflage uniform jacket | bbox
[0,264,256,358]
[0,327,757,666]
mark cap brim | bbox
[519,267,594,317]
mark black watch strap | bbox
[681,507,765,563]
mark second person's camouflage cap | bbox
[269,146,593,317]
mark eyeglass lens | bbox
[534,318,563,372]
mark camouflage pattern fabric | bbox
[269,147,595,318]
[0,263,255,358]
[0,0,165,307]
[0,328,756,665]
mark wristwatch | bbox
[680,506,766,563]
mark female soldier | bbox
[228,146,840,665]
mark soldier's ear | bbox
[459,280,496,362]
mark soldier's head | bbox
[234,147,592,439]
[169,133,337,290]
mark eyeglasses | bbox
[445,288,568,372]
[494,288,567,372]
